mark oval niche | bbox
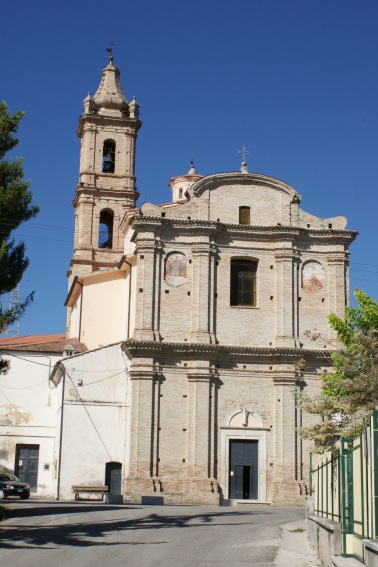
[165,252,188,287]
[302,261,324,293]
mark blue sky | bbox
[1,0,378,337]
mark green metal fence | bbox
[310,411,378,561]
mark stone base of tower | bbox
[124,476,220,505]
[270,480,308,506]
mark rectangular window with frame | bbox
[239,206,250,225]
[230,259,257,306]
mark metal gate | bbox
[229,440,258,499]
[15,444,39,492]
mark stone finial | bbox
[241,161,248,173]
[83,92,95,115]
[129,96,139,119]
[188,161,197,175]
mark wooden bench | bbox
[72,485,108,501]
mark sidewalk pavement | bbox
[275,518,321,567]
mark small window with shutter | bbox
[239,206,250,225]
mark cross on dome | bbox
[238,145,250,173]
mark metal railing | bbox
[310,410,378,561]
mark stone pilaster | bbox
[327,253,347,317]
[190,236,215,343]
[271,374,303,505]
[133,231,158,342]
[187,372,212,477]
[275,244,296,347]
[124,365,159,500]
[293,257,301,342]
[186,372,219,503]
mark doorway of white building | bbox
[105,462,122,496]
[14,444,39,492]
[229,440,258,499]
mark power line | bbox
[0,351,126,374]
[1,218,72,233]
[10,232,73,244]
[350,278,378,283]
[65,369,113,461]
[0,379,48,390]
[350,268,378,274]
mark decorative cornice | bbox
[187,372,214,382]
[129,370,156,381]
[122,340,332,360]
[131,215,357,240]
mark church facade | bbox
[0,55,357,505]
[61,55,357,505]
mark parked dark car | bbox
[0,474,30,499]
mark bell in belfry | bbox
[103,148,115,173]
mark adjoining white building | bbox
[0,54,357,505]
[0,334,86,497]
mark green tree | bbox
[0,101,39,373]
[299,289,378,451]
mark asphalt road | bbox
[0,500,308,567]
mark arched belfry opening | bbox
[102,139,116,173]
[99,210,114,249]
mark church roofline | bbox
[122,339,333,360]
[186,172,302,201]
[65,267,125,307]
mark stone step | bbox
[221,499,272,507]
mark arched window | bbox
[230,259,257,306]
[98,210,113,248]
[102,139,116,173]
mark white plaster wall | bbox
[68,290,81,339]
[55,344,131,500]
[0,352,60,496]
[126,263,138,338]
[80,271,127,349]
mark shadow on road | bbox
[1,502,123,518]
[0,507,269,550]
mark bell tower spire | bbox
[69,53,142,279]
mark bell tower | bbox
[69,53,142,280]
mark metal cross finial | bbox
[238,145,250,163]
[106,40,116,61]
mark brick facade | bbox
[68,57,357,505]
[120,174,356,505]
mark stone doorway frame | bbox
[219,409,268,502]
